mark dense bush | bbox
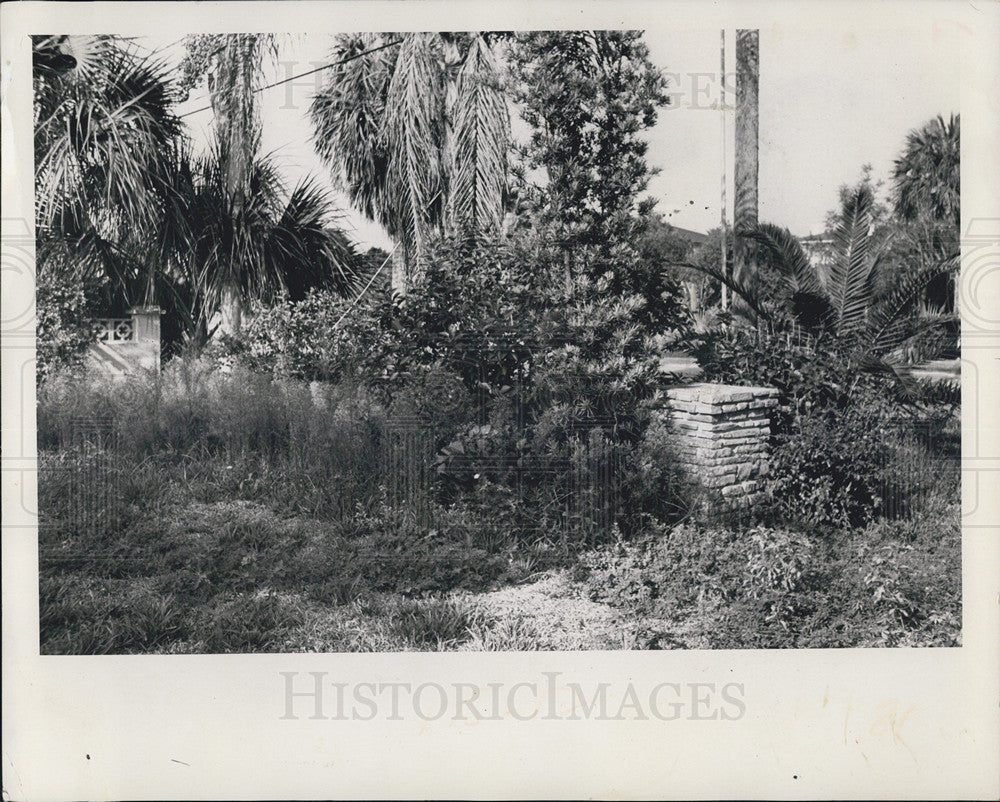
[35,268,101,383]
[764,406,889,528]
[687,323,853,435]
[215,233,691,537]
[685,321,956,529]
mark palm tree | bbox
[310,32,509,294]
[733,29,759,288]
[673,187,958,396]
[162,137,360,345]
[179,34,283,333]
[33,35,182,306]
[892,113,960,229]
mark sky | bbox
[147,23,961,251]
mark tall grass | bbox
[37,359,386,520]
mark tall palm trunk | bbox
[734,29,759,288]
[390,243,408,297]
[220,282,243,336]
[209,35,269,335]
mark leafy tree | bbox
[636,212,718,316]
[506,31,686,338]
[310,32,509,293]
[35,269,100,383]
[507,31,668,259]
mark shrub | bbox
[582,523,814,625]
[579,499,961,649]
[687,323,852,436]
[764,407,889,529]
[35,268,101,384]
[742,527,815,626]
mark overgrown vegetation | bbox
[34,32,961,653]
[581,505,960,648]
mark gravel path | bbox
[467,571,640,650]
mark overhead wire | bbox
[178,38,403,119]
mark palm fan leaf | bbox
[34,41,181,234]
[265,177,360,300]
[892,113,960,227]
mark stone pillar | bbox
[664,383,778,508]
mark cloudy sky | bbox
[149,21,960,251]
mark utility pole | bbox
[720,29,729,311]
[733,29,759,290]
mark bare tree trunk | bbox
[684,280,702,313]
[734,29,759,289]
[390,242,408,298]
[219,281,243,337]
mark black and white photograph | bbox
[31,24,965,654]
[3,1,999,798]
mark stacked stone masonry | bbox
[664,383,779,508]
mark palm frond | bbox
[828,186,875,339]
[383,33,447,255]
[739,222,832,330]
[867,254,958,355]
[447,34,509,236]
[210,34,275,191]
[35,40,181,234]
[310,33,396,227]
[740,223,822,296]
[665,261,774,325]
[854,351,919,403]
[892,113,960,226]
[266,177,361,300]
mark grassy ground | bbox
[36,366,962,653]
[39,487,961,653]
[39,493,634,653]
